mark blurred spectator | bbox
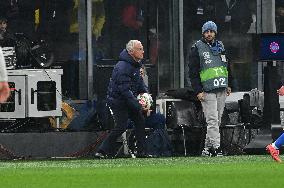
[121,2,144,33]
[213,0,253,91]
[148,28,159,64]
[70,0,105,63]
[0,18,15,47]
[36,0,73,62]
[215,0,253,35]
[4,0,39,40]
[184,0,215,33]
[106,0,147,58]
[140,64,148,87]
[121,1,144,40]
[38,0,72,40]
[276,0,284,33]
[70,0,105,40]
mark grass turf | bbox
[0,155,283,188]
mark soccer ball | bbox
[137,93,153,110]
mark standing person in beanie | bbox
[188,21,232,157]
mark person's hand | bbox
[197,92,205,101]
[0,82,10,103]
[138,97,150,115]
[143,108,152,117]
[141,102,148,111]
[140,102,152,116]
[140,101,149,111]
[278,86,284,96]
[226,87,232,96]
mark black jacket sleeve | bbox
[219,40,233,89]
[227,61,233,89]
[188,45,203,95]
[116,71,142,112]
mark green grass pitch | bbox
[0,155,283,188]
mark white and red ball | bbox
[137,93,153,110]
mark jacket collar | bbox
[119,49,142,68]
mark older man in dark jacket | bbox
[95,40,148,158]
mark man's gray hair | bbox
[126,40,140,52]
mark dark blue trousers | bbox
[99,105,146,156]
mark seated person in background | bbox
[0,18,15,47]
[0,18,18,69]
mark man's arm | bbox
[0,47,10,103]
[117,71,142,112]
[225,53,233,96]
[278,83,284,96]
[0,48,7,82]
[188,45,203,95]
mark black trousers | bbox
[99,105,146,156]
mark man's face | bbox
[203,30,216,42]
[0,21,7,32]
[130,42,144,62]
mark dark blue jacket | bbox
[107,49,148,111]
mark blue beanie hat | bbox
[202,21,217,34]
